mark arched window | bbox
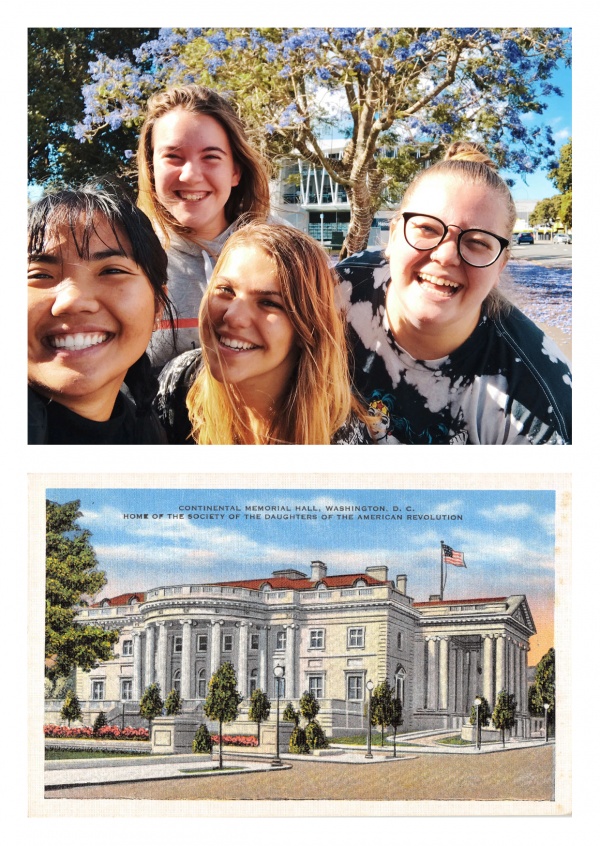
[395,665,406,705]
[172,668,181,694]
[249,668,258,696]
[197,669,206,699]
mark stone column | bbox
[427,637,438,710]
[455,648,464,714]
[237,622,249,699]
[132,631,143,701]
[439,637,449,710]
[210,620,222,677]
[483,635,494,706]
[156,622,168,697]
[285,624,296,700]
[144,624,155,688]
[181,620,193,701]
[495,635,506,696]
[258,626,269,694]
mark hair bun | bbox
[443,141,497,171]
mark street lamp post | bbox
[365,680,374,759]
[474,697,482,751]
[543,702,550,743]
[272,665,284,768]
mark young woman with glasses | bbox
[336,142,572,444]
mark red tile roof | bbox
[92,592,144,607]
[213,573,387,591]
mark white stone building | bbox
[59,563,536,738]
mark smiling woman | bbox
[336,142,572,445]
[137,85,271,369]
[154,223,369,444]
[27,187,174,444]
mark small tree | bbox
[469,694,492,747]
[248,689,271,744]
[298,690,320,722]
[289,725,310,754]
[92,710,108,736]
[60,689,82,727]
[139,683,164,730]
[529,647,555,736]
[165,687,183,716]
[492,689,517,747]
[204,662,243,768]
[283,702,300,726]
[192,724,213,754]
[299,690,328,749]
[371,680,394,747]
[389,696,403,758]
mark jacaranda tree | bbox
[74,27,570,257]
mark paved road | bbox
[45,744,554,802]
[510,242,571,264]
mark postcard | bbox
[29,472,570,818]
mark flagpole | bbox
[440,540,444,601]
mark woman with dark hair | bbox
[337,142,572,444]
[28,186,174,444]
[137,85,272,368]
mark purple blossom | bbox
[316,67,332,81]
[206,31,230,52]
[355,61,371,75]
[383,59,397,75]
[205,56,225,76]
[124,149,134,159]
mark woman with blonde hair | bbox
[137,84,271,368]
[155,222,369,444]
[337,141,572,444]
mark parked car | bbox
[553,233,571,244]
[517,232,534,245]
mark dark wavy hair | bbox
[28,184,175,436]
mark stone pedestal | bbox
[151,716,200,754]
[260,723,294,755]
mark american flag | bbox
[442,544,466,567]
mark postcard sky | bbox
[47,487,556,665]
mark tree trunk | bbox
[338,174,380,261]
[218,718,223,769]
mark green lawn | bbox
[45,748,152,760]
[436,735,473,746]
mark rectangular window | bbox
[309,629,324,649]
[308,675,324,699]
[122,640,133,657]
[347,627,365,648]
[276,676,286,698]
[91,680,105,700]
[173,636,182,654]
[347,675,363,701]
[121,679,133,701]
[276,630,286,650]
[397,631,403,650]
[250,634,259,651]
[197,634,207,652]
[223,633,233,652]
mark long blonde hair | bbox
[186,223,359,444]
[137,85,271,246]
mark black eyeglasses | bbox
[402,212,509,268]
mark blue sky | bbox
[47,486,556,662]
[505,60,571,201]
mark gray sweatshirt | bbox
[147,224,236,369]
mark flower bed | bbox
[211,734,258,748]
[44,724,149,741]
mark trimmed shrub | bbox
[289,726,309,754]
[92,711,108,736]
[192,724,213,753]
[305,720,329,749]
